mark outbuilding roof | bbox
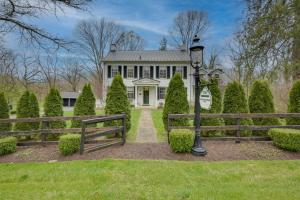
[61,92,80,99]
[103,50,190,62]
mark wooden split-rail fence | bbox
[168,113,300,143]
[0,114,126,154]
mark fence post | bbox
[235,114,241,143]
[41,120,49,147]
[122,114,126,145]
[80,122,86,155]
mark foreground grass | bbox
[0,159,299,199]
[151,109,167,141]
[127,109,142,142]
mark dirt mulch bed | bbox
[0,141,299,163]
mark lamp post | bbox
[189,35,206,156]
[189,35,223,156]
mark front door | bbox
[143,90,149,105]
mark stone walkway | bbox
[136,109,158,143]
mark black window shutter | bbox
[172,66,176,75]
[157,87,160,100]
[156,66,160,79]
[108,65,111,78]
[167,66,170,79]
[124,66,127,78]
[150,66,154,79]
[134,66,138,78]
[139,66,143,78]
[118,66,122,76]
[133,87,135,99]
[183,66,187,79]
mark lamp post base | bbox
[192,146,207,156]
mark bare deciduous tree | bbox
[0,47,16,93]
[75,18,122,99]
[169,10,209,49]
[116,31,145,51]
[37,54,60,88]
[0,0,91,49]
[61,59,85,92]
[18,54,41,89]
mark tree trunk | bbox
[292,0,300,80]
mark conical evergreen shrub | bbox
[163,73,189,130]
[287,80,300,125]
[15,91,40,131]
[0,93,11,131]
[44,88,65,139]
[223,81,253,136]
[71,84,96,128]
[104,74,131,131]
[249,80,280,135]
[200,78,224,136]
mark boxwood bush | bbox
[169,129,194,153]
[268,128,300,152]
[0,137,17,156]
[58,134,81,156]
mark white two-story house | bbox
[102,44,195,107]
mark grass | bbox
[127,109,142,142]
[151,109,167,141]
[0,159,299,199]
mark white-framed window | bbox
[176,66,183,77]
[143,67,150,78]
[127,67,134,78]
[159,87,166,99]
[159,67,167,78]
[112,66,119,77]
[127,87,134,99]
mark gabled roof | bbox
[103,50,190,62]
[61,92,79,99]
[133,78,160,85]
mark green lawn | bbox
[127,109,142,142]
[0,159,299,199]
[151,109,167,141]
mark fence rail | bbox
[168,113,300,143]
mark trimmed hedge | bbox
[169,129,194,153]
[223,81,253,136]
[71,84,96,128]
[163,73,189,130]
[287,80,300,125]
[249,80,280,136]
[0,93,11,131]
[0,137,17,156]
[268,128,300,152]
[58,134,81,156]
[104,74,131,131]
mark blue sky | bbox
[8,0,245,67]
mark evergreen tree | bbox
[15,91,40,131]
[0,93,11,131]
[71,84,96,128]
[44,88,65,131]
[249,80,280,135]
[163,73,189,130]
[200,78,224,136]
[105,74,131,131]
[287,80,300,125]
[223,81,253,136]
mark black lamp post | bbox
[189,35,207,156]
[189,35,223,156]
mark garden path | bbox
[136,109,157,143]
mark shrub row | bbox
[268,128,300,152]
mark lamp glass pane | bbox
[190,49,202,65]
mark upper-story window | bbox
[176,66,183,77]
[127,66,134,78]
[143,67,150,78]
[111,66,119,77]
[159,67,167,78]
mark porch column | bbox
[155,85,158,108]
[135,85,138,107]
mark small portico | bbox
[133,78,160,107]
